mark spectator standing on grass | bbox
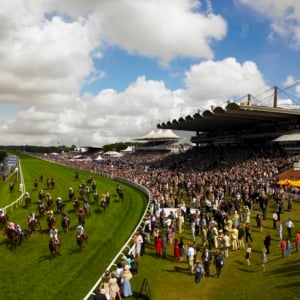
[193,261,204,283]
[213,250,224,278]
[296,231,300,252]
[186,242,195,274]
[285,218,294,238]
[201,247,212,277]
[245,244,252,266]
[286,237,291,256]
[174,238,180,261]
[272,210,278,229]
[261,247,267,272]
[263,232,271,254]
[277,220,283,241]
[238,224,245,250]
[108,272,121,300]
[280,238,287,258]
[245,223,253,243]
[178,237,185,261]
[121,265,133,298]
[154,234,163,257]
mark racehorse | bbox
[49,238,60,258]
[38,201,46,217]
[61,215,71,233]
[0,214,9,229]
[45,193,53,210]
[50,178,55,188]
[28,218,41,232]
[47,214,56,229]
[101,198,108,213]
[68,188,75,201]
[34,179,39,190]
[56,198,65,213]
[84,201,91,216]
[38,189,45,201]
[73,198,80,211]
[116,185,124,201]
[93,191,99,205]
[78,211,85,226]
[76,233,88,252]
[24,192,31,207]
[5,227,22,250]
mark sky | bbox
[0,0,300,147]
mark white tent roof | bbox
[104,151,123,157]
[273,133,300,142]
[94,155,103,161]
[136,129,179,141]
[121,146,134,152]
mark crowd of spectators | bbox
[47,143,300,297]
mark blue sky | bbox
[0,0,299,146]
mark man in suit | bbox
[201,247,212,277]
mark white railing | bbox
[3,160,25,213]
[83,173,152,300]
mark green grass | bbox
[131,202,300,300]
[0,153,148,299]
[1,153,300,300]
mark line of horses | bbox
[1,175,123,258]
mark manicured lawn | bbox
[131,201,300,300]
[0,153,148,299]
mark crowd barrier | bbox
[82,172,152,300]
[3,160,25,213]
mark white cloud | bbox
[184,57,267,108]
[238,0,300,47]
[0,0,288,147]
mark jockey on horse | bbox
[78,208,85,226]
[45,192,53,210]
[56,197,65,213]
[47,210,56,229]
[49,225,60,245]
[27,211,40,232]
[61,212,71,233]
[84,199,91,216]
[24,192,31,206]
[68,187,75,201]
[76,224,85,239]
[76,224,87,251]
[37,200,46,216]
[0,208,9,228]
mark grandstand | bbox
[157,85,300,153]
[134,129,184,153]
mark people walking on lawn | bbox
[277,220,283,241]
[272,210,278,229]
[245,223,253,243]
[201,247,212,277]
[285,237,291,256]
[193,261,204,283]
[154,234,163,257]
[186,242,195,274]
[245,244,252,266]
[296,231,300,252]
[238,224,245,250]
[178,237,185,261]
[285,218,294,238]
[213,250,224,278]
[261,247,267,272]
[121,265,133,298]
[174,238,180,261]
[263,232,271,254]
[280,238,287,257]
